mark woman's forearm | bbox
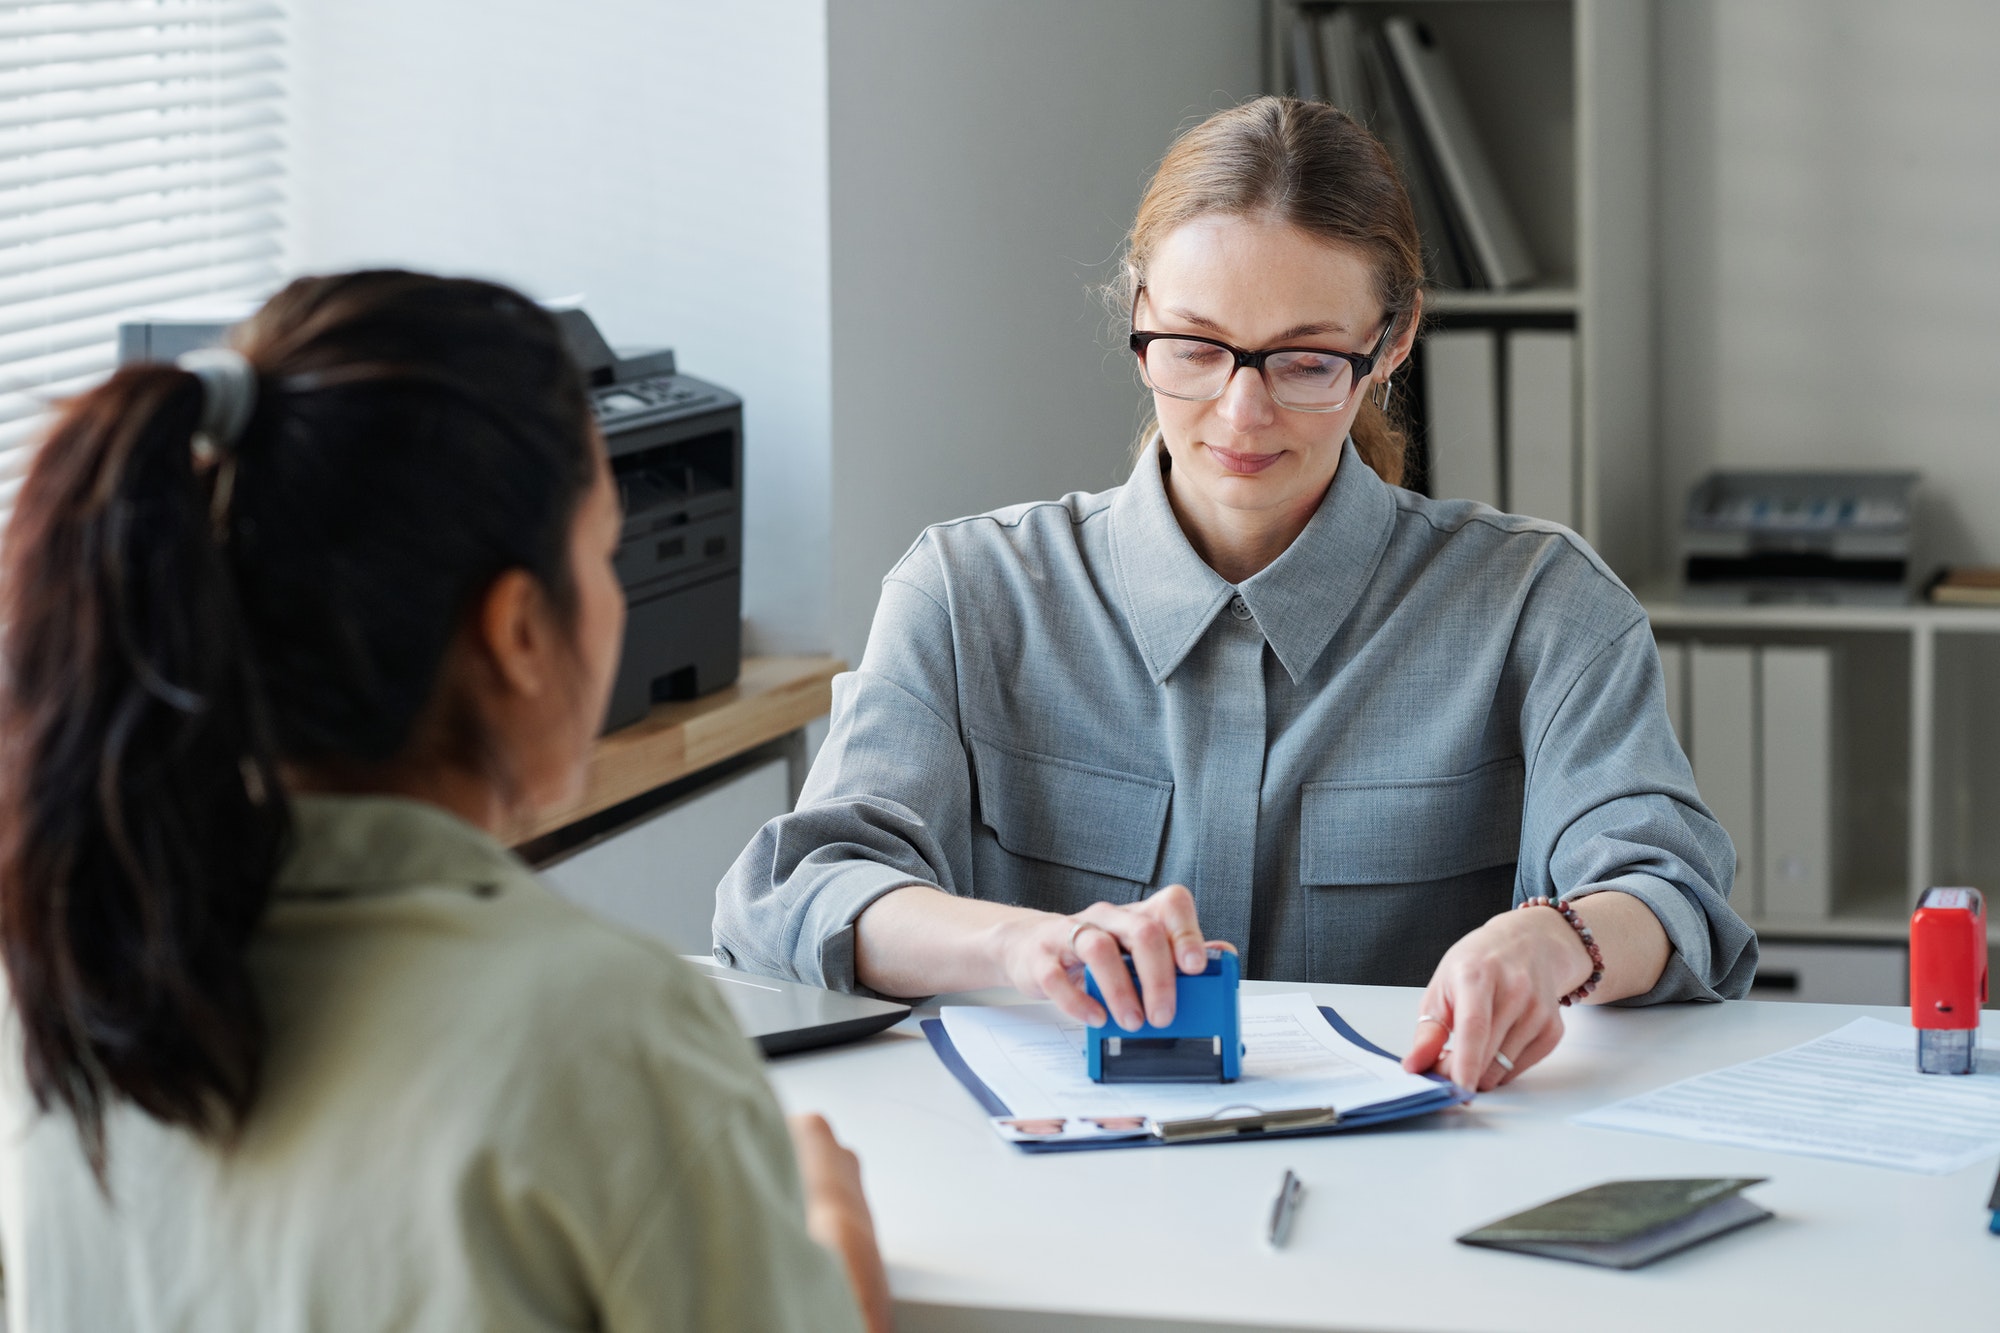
[852,884,1050,999]
[1571,890,1672,1003]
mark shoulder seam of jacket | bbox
[1392,496,1633,600]
[918,494,1113,537]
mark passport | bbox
[1457,1178,1772,1269]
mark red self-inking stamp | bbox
[1911,887,1987,1075]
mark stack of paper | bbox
[1575,1017,2000,1175]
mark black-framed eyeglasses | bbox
[1127,287,1395,413]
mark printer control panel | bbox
[590,374,723,428]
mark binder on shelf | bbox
[1689,645,1760,917]
[1759,647,1835,920]
[1422,329,1501,508]
[1505,329,1577,527]
[1361,23,1475,290]
[1382,17,1538,290]
[1315,5,1367,118]
[1290,10,1323,103]
[1657,639,1689,749]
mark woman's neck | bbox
[286,762,514,839]
[1163,468,1330,586]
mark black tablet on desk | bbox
[687,958,910,1056]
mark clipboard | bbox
[922,1004,1464,1153]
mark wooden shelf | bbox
[1640,591,2000,634]
[1424,283,1578,317]
[1748,913,2000,948]
[517,654,844,844]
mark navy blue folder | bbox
[923,1004,1464,1152]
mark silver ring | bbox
[1067,920,1100,956]
[1493,1051,1516,1073]
[1417,1013,1450,1032]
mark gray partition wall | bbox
[826,2,1264,666]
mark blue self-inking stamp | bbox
[1084,947,1242,1082]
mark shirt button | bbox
[1230,594,1252,621]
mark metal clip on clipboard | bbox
[1153,1105,1340,1143]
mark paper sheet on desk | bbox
[939,991,1439,1120]
[1574,1017,2000,1174]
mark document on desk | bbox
[1574,1017,2000,1174]
[938,991,1440,1121]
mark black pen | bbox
[1266,1168,1304,1248]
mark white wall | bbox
[542,758,790,952]
[825,1,1265,665]
[290,1,1266,669]
[1657,0,2000,577]
[287,0,833,654]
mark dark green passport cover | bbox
[1458,1178,1771,1270]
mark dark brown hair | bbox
[0,270,596,1179]
[1120,96,1424,484]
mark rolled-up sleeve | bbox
[714,541,975,990]
[1518,615,1759,1003]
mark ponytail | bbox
[1348,388,1411,489]
[0,363,287,1179]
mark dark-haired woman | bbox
[0,271,888,1332]
[717,96,1757,1093]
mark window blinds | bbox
[0,0,286,522]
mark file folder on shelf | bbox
[1423,328,1501,508]
[1382,16,1538,290]
[1759,646,1836,920]
[1689,644,1760,917]
[1505,329,1576,527]
[1657,639,1689,749]
[923,1003,1461,1154]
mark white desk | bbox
[765,982,1999,1333]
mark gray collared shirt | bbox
[716,439,1756,1003]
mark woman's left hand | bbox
[1400,904,1594,1094]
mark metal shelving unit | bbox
[1645,596,2000,958]
[1269,0,1657,579]
[1270,3,1994,1000]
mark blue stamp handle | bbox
[1084,947,1241,1082]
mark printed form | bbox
[939,991,1440,1120]
[1575,1017,2000,1175]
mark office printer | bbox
[118,303,743,732]
[552,309,742,730]
[1682,470,1918,605]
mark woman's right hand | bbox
[787,1113,893,1333]
[995,884,1225,1030]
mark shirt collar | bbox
[1107,436,1399,685]
[273,793,530,899]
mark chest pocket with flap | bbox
[969,733,1171,884]
[1300,755,1523,886]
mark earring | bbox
[1373,376,1393,411]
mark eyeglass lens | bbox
[1139,338,1357,409]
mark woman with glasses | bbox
[717,97,1755,1093]
[0,272,889,1331]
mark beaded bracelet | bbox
[1517,896,1605,1006]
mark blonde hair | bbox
[1117,96,1423,486]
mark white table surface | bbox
[764,982,2000,1333]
